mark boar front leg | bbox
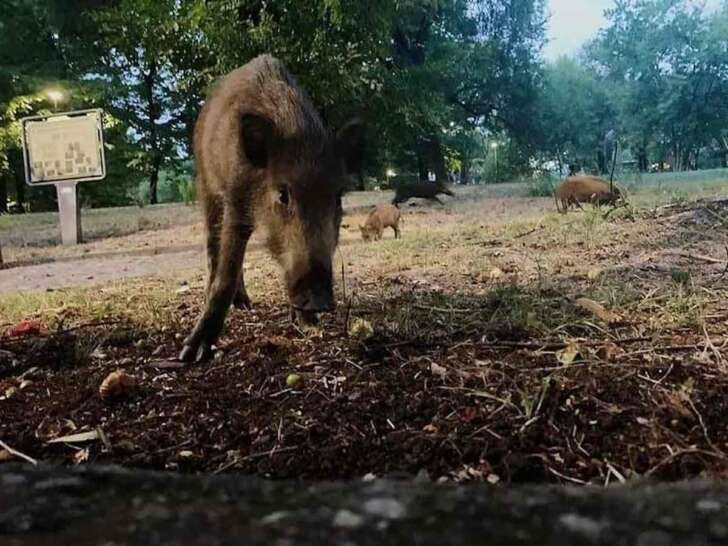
[203,200,250,310]
[180,207,252,363]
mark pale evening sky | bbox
[545,0,725,60]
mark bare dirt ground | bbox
[3,188,728,485]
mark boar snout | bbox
[288,263,335,312]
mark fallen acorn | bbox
[99,369,137,400]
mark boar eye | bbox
[277,187,290,207]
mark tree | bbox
[537,56,618,174]
[587,0,728,171]
[92,0,199,204]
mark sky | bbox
[545,0,725,61]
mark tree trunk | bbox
[637,144,648,172]
[15,169,26,213]
[423,137,447,184]
[145,62,160,205]
[460,156,471,185]
[0,176,7,214]
[149,153,162,206]
[416,145,428,182]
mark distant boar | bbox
[392,182,454,205]
[179,55,364,363]
[554,176,621,213]
[359,204,402,241]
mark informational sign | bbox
[20,109,107,245]
[21,109,106,185]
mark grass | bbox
[0,276,182,330]
[4,173,728,483]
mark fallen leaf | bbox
[430,362,448,377]
[0,449,14,462]
[575,297,620,324]
[349,318,374,340]
[587,268,602,281]
[99,370,137,400]
[48,430,100,444]
[556,343,580,365]
[73,447,90,465]
[7,320,42,338]
[422,423,438,434]
[596,343,618,361]
[488,267,504,281]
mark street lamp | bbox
[46,89,64,112]
[490,142,499,183]
[385,168,396,188]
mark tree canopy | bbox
[1,0,726,212]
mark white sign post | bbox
[20,109,106,245]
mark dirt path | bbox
[0,196,554,295]
[0,249,205,294]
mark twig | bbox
[686,397,726,458]
[0,440,38,465]
[514,226,540,239]
[701,205,728,227]
[665,251,726,265]
[709,245,728,285]
[645,448,724,477]
[413,304,473,314]
[547,466,589,485]
[214,445,299,474]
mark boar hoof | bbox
[178,343,213,363]
[291,308,320,327]
[232,292,252,310]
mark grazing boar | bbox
[391,182,454,205]
[553,176,621,213]
[359,204,402,241]
[179,55,364,363]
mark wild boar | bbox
[179,55,364,363]
[553,176,621,213]
[359,203,402,241]
[391,182,454,205]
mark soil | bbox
[2,199,728,485]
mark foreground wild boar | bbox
[392,182,454,205]
[179,55,363,363]
[359,204,402,241]
[554,176,621,213]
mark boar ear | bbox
[336,119,365,175]
[241,114,274,169]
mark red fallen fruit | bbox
[7,320,42,338]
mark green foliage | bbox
[1,0,548,212]
[526,176,556,197]
[585,0,728,172]
[175,178,196,205]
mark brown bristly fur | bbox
[360,204,402,241]
[180,55,363,363]
[553,176,622,213]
